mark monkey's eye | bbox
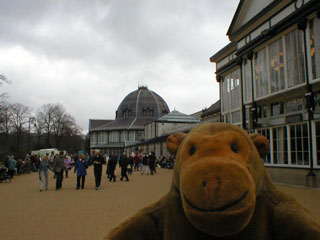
[189,145,196,156]
[230,143,239,153]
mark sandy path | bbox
[0,167,319,240]
[0,167,172,240]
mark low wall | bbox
[265,167,320,188]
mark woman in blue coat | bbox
[74,153,89,189]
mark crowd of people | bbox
[0,150,175,191]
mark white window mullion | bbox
[306,20,313,82]
[287,125,292,165]
[295,125,298,165]
[312,121,318,168]
[270,127,274,164]
[301,124,305,164]
[252,57,256,101]
[242,62,246,103]
[266,45,271,95]
[282,36,288,89]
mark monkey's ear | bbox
[166,133,186,156]
[250,134,270,159]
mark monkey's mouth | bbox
[184,190,249,212]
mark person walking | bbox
[92,151,104,190]
[133,152,140,171]
[53,151,64,190]
[38,156,51,192]
[34,155,40,170]
[49,151,55,168]
[74,153,88,189]
[7,155,17,179]
[107,154,117,182]
[119,152,129,181]
[141,153,149,175]
[64,155,72,178]
[148,152,156,175]
[24,154,31,174]
[128,156,133,175]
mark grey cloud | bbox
[0,0,239,130]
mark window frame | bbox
[221,68,242,125]
[257,122,310,168]
[253,28,307,101]
[308,17,320,83]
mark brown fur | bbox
[105,123,320,240]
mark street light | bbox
[27,117,36,154]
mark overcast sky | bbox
[0,0,239,132]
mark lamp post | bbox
[27,117,35,154]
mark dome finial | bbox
[138,84,148,90]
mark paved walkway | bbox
[0,167,319,240]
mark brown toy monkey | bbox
[105,123,320,240]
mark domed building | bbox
[89,86,170,156]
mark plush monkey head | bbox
[166,123,269,237]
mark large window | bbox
[271,102,284,116]
[309,17,320,80]
[90,133,97,144]
[243,58,252,103]
[253,28,307,99]
[269,38,285,93]
[129,131,135,141]
[272,126,288,164]
[98,132,108,144]
[315,121,320,167]
[222,78,230,112]
[257,123,309,166]
[254,48,269,98]
[290,123,309,165]
[232,111,241,123]
[222,69,240,111]
[286,98,303,113]
[109,131,119,142]
[257,128,271,163]
[137,131,144,141]
[231,70,241,109]
[120,131,128,142]
[285,29,306,87]
[222,69,241,124]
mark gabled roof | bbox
[209,42,236,63]
[89,119,113,131]
[90,117,156,131]
[157,110,199,123]
[201,100,221,118]
[227,0,284,41]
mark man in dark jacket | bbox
[53,151,65,190]
[92,151,105,190]
[141,153,149,175]
[107,154,117,182]
[148,151,156,175]
[119,152,129,181]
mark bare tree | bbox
[0,101,12,149]
[37,103,81,150]
[51,103,78,148]
[9,103,31,156]
[34,117,45,149]
[36,103,56,147]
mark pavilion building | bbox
[210,0,320,187]
[89,86,169,156]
